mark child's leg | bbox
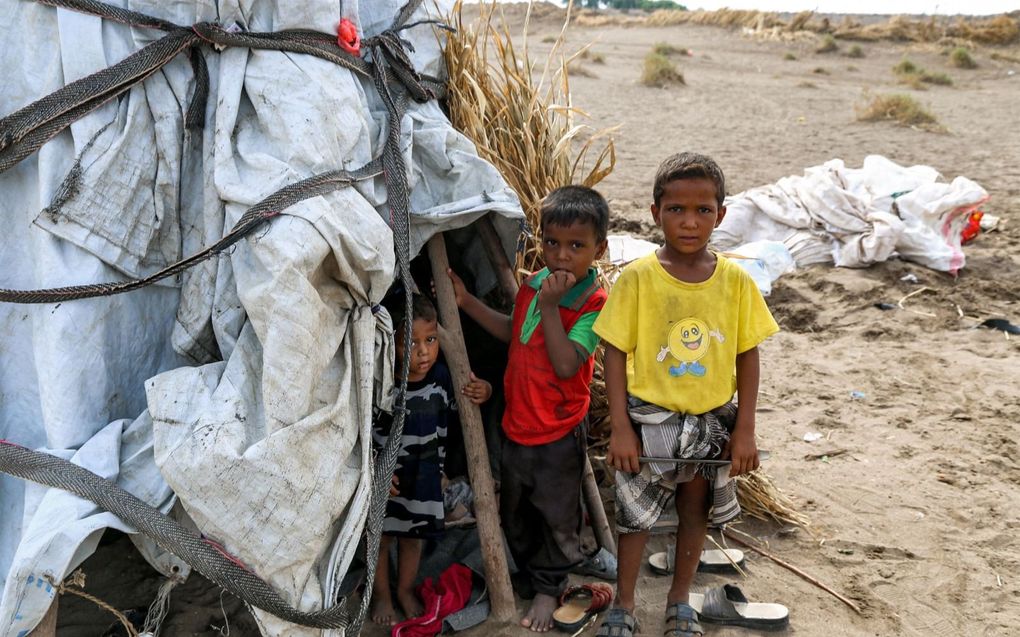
[395,537,424,619]
[501,437,542,599]
[370,536,397,626]
[614,529,650,611]
[668,474,710,605]
[512,430,587,632]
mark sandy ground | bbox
[58,6,1020,637]
[468,7,1020,637]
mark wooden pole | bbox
[428,234,517,623]
[476,216,519,302]
[476,216,617,557]
[581,455,616,555]
[28,598,57,637]
[721,528,862,614]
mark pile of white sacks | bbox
[609,155,990,294]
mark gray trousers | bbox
[500,422,586,597]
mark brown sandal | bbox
[553,583,614,632]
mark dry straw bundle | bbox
[441,1,808,530]
[442,0,616,276]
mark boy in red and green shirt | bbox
[448,185,609,632]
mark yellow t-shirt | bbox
[593,253,779,414]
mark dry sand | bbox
[59,6,1020,637]
[462,7,1020,637]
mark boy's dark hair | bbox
[653,152,726,207]
[388,293,437,334]
[539,185,610,243]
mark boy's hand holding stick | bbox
[606,417,643,474]
[461,372,492,405]
[725,424,761,477]
[603,344,643,474]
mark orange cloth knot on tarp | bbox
[337,18,361,56]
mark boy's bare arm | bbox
[604,343,642,474]
[729,346,762,477]
[537,271,587,379]
[446,268,512,342]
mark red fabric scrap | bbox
[392,563,474,637]
[337,18,361,56]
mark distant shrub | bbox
[797,81,818,88]
[893,58,953,88]
[949,47,977,68]
[847,65,859,72]
[857,93,942,130]
[784,51,797,60]
[847,44,865,58]
[920,70,953,85]
[641,51,685,86]
[893,59,918,75]
[812,66,830,74]
[653,42,687,56]
[541,35,556,44]
[816,34,838,53]
[577,48,606,64]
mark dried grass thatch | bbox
[442,1,809,530]
[442,0,616,276]
[735,470,811,528]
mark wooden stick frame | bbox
[427,234,517,622]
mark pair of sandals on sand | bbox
[595,585,788,637]
[552,546,789,636]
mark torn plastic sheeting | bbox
[606,235,793,296]
[714,155,988,274]
[0,1,524,636]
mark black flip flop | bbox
[689,584,789,631]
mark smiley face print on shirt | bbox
[656,317,726,377]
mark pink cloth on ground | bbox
[392,563,474,637]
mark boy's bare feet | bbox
[520,593,558,632]
[397,588,424,620]
[370,595,398,626]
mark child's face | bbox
[395,318,439,382]
[540,220,607,283]
[651,178,727,258]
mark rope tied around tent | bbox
[0,162,383,304]
[44,569,140,637]
[0,439,352,628]
[0,0,446,173]
[1,0,447,633]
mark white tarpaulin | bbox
[714,155,989,273]
[0,1,523,635]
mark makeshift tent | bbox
[0,1,524,635]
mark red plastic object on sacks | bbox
[337,18,361,56]
[961,210,984,244]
